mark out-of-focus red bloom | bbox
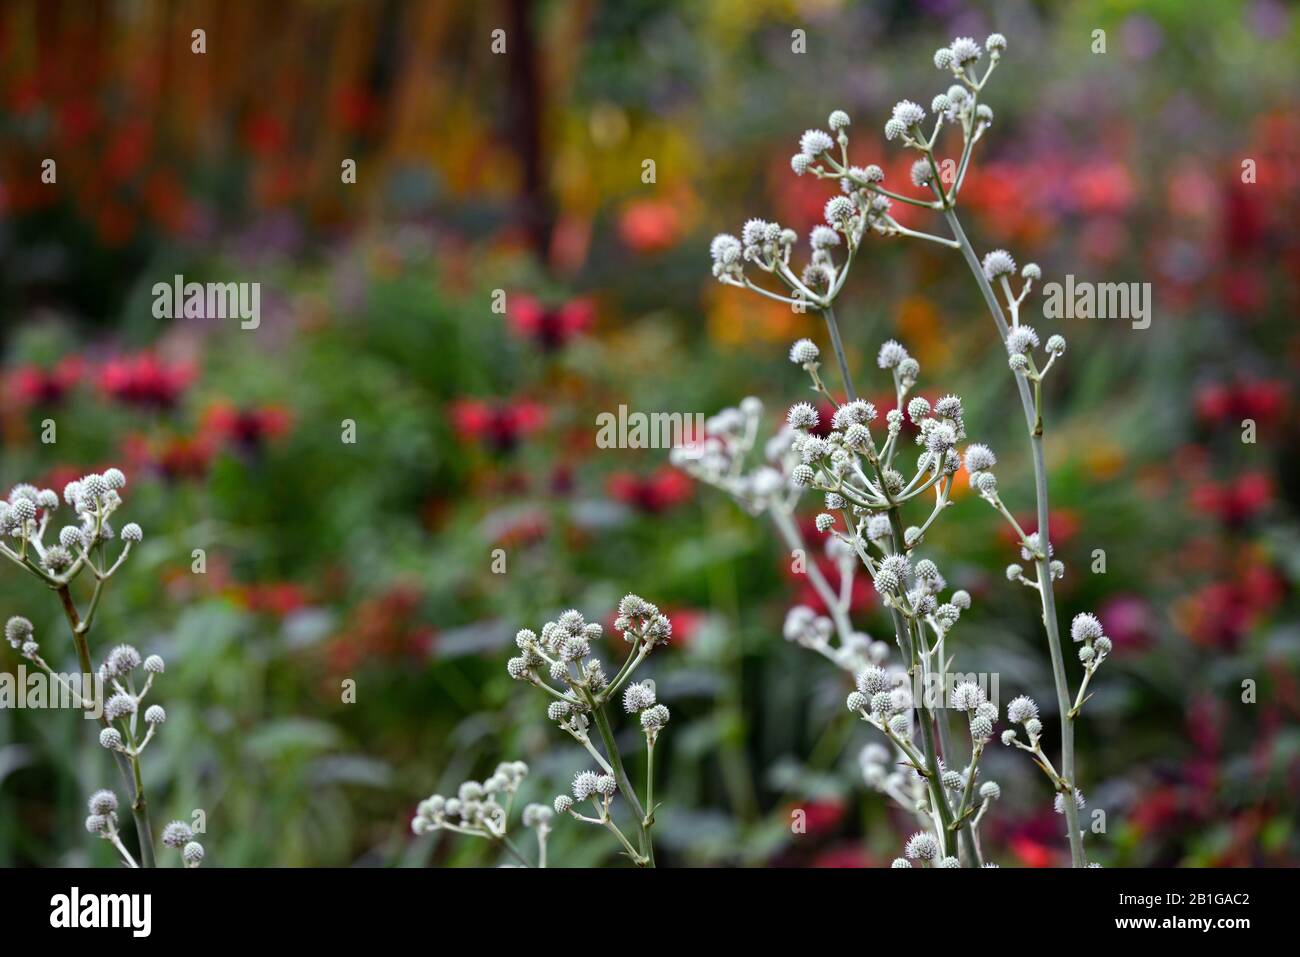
[450,399,546,453]
[1194,379,1287,427]
[794,798,846,836]
[6,356,85,406]
[1097,594,1155,651]
[324,583,434,674]
[1190,472,1273,527]
[123,431,216,482]
[202,402,293,452]
[1008,836,1057,869]
[1175,562,1284,651]
[617,198,682,253]
[229,581,308,618]
[100,353,196,410]
[507,295,594,351]
[1130,785,1183,837]
[607,468,693,513]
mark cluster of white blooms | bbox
[411,761,529,839]
[669,396,797,515]
[0,470,142,582]
[159,819,205,867]
[95,643,170,759]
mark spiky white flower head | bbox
[866,515,892,541]
[824,196,854,226]
[547,701,572,722]
[506,656,530,680]
[791,464,816,488]
[905,831,940,861]
[595,774,617,798]
[888,713,910,737]
[985,33,1007,53]
[1025,717,1042,737]
[80,472,110,502]
[85,814,111,835]
[710,233,742,266]
[1005,563,1023,581]
[104,692,137,721]
[950,681,986,711]
[623,680,657,713]
[799,129,834,158]
[57,526,84,550]
[963,444,997,475]
[877,340,909,369]
[941,769,964,791]
[982,249,1016,280]
[933,47,954,69]
[553,795,574,815]
[784,341,821,372]
[1007,695,1039,724]
[828,109,851,131]
[1022,263,1042,280]
[970,715,994,741]
[846,690,867,712]
[862,164,885,183]
[979,781,1002,801]
[641,704,670,730]
[5,616,34,649]
[790,153,812,176]
[904,398,929,424]
[145,705,166,725]
[1079,645,1095,663]
[939,856,961,868]
[787,402,819,430]
[62,481,82,505]
[909,158,934,187]
[898,357,920,385]
[88,789,119,816]
[161,820,193,848]
[891,857,912,868]
[143,654,165,675]
[99,728,124,750]
[1094,636,1113,657]
[182,841,205,865]
[1000,729,1017,746]
[571,770,600,802]
[521,803,554,829]
[106,644,142,675]
[855,665,890,695]
[10,498,36,524]
[810,225,841,251]
[931,93,952,114]
[102,468,126,490]
[120,523,142,543]
[1054,788,1086,814]
[20,641,38,659]
[890,100,926,129]
[976,104,994,124]
[884,118,906,141]
[1045,334,1066,356]
[1070,612,1104,643]
[814,513,836,534]
[841,423,869,452]
[1005,326,1040,355]
[949,37,982,66]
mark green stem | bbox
[589,701,654,867]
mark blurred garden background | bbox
[1,0,1298,867]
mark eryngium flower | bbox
[182,841,205,865]
[104,692,137,721]
[1007,695,1039,724]
[1054,788,1086,814]
[789,338,820,365]
[88,789,118,816]
[1070,612,1105,643]
[161,820,193,848]
[799,129,834,157]
[981,249,1016,280]
[905,831,940,861]
[623,680,656,713]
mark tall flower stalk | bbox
[2,469,206,868]
[693,34,1115,866]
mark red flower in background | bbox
[618,199,682,253]
[229,581,309,618]
[100,353,195,410]
[1097,594,1156,651]
[1194,379,1287,428]
[450,399,546,453]
[202,402,293,453]
[1175,562,1285,651]
[324,583,434,674]
[6,356,85,406]
[507,295,594,351]
[123,431,216,481]
[607,468,693,513]
[1003,509,1081,551]
[1190,472,1273,528]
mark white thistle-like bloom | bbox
[855,665,890,696]
[787,402,819,430]
[904,831,940,861]
[986,33,1007,53]
[1005,325,1040,355]
[1046,334,1067,355]
[553,795,574,814]
[980,781,1002,801]
[120,523,143,543]
[876,340,910,369]
[828,109,850,131]
[105,644,142,675]
[809,225,841,249]
[791,153,811,175]
[963,443,997,474]
[890,100,926,129]
[182,841,205,865]
[824,196,854,225]
[710,233,742,266]
[982,249,1016,280]
[595,774,617,798]
[933,47,954,69]
[949,36,982,66]
[145,705,166,725]
[799,128,834,157]
[104,692,136,721]
[571,770,601,802]
[789,338,820,365]
[143,654,165,674]
[5,616,34,649]
[891,857,912,868]
[1007,695,1039,724]
[909,158,933,187]
[161,820,193,848]
[950,681,986,711]
[641,704,670,730]
[1070,612,1105,643]
[99,728,123,750]
[1022,262,1042,280]
[815,513,835,533]
[623,680,657,713]
[88,789,118,816]
[884,118,906,141]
